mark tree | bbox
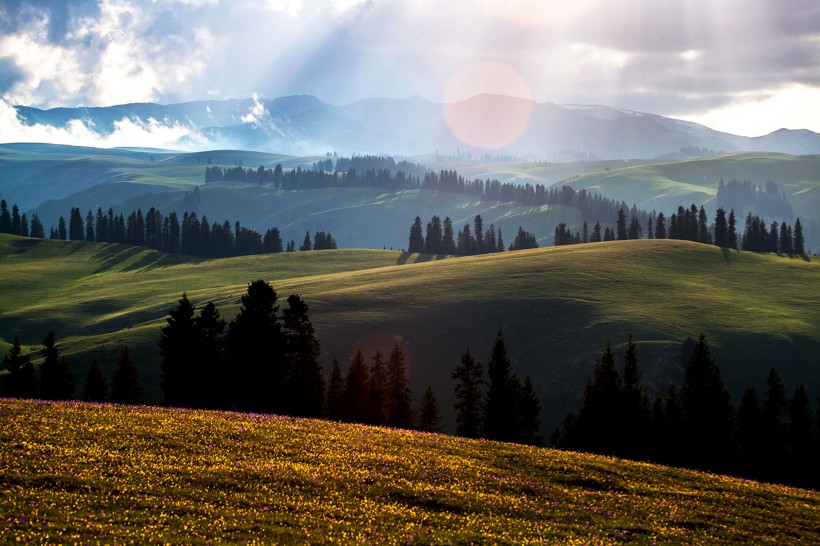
[735,387,765,478]
[39,330,75,400]
[679,333,735,472]
[283,294,324,417]
[483,329,518,442]
[343,349,369,423]
[83,360,108,402]
[760,368,787,481]
[0,200,10,232]
[621,334,650,458]
[616,208,627,240]
[58,216,67,240]
[110,347,142,404]
[11,204,21,235]
[793,218,805,256]
[452,349,483,438]
[194,301,226,408]
[509,227,538,251]
[69,207,84,240]
[324,359,345,421]
[714,208,727,247]
[408,217,424,253]
[417,385,442,433]
[518,376,542,445]
[85,210,95,241]
[158,294,198,407]
[2,337,32,398]
[474,214,484,253]
[591,221,602,243]
[365,351,386,425]
[385,344,414,428]
[424,215,443,254]
[226,280,285,413]
[576,341,623,455]
[786,385,815,487]
[654,212,667,239]
[628,213,642,239]
[697,206,711,244]
[299,231,312,251]
[727,209,738,250]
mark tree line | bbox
[551,334,819,489]
[408,214,538,255]
[554,205,807,257]
[0,199,337,259]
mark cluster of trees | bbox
[315,155,428,179]
[205,165,277,184]
[0,200,337,259]
[451,331,542,445]
[2,333,142,405]
[552,334,819,489]
[554,205,807,257]
[408,214,538,255]
[716,179,795,222]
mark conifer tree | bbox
[324,359,345,421]
[727,209,738,249]
[518,376,542,445]
[735,387,765,478]
[110,347,142,404]
[2,337,30,398]
[786,385,815,487]
[714,208,728,247]
[299,231,312,251]
[385,344,414,428]
[793,218,805,256]
[760,368,787,481]
[343,349,370,423]
[408,217,424,253]
[654,212,667,239]
[226,280,285,413]
[417,384,442,433]
[283,294,324,417]
[591,221,602,242]
[365,351,386,425]
[442,217,456,254]
[616,208,627,240]
[83,360,108,402]
[58,216,67,240]
[158,293,197,407]
[621,334,650,458]
[0,199,10,232]
[474,215,484,253]
[452,349,483,438]
[195,301,226,408]
[483,329,518,442]
[679,333,735,472]
[628,213,642,239]
[577,341,622,455]
[39,330,75,400]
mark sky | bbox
[0,0,819,139]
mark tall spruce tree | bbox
[110,347,142,404]
[518,376,542,445]
[735,387,765,478]
[616,208,627,240]
[158,293,197,407]
[621,334,650,459]
[442,217,456,254]
[714,208,728,247]
[727,209,738,249]
[576,341,623,455]
[324,359,345,421]
[793,218,805,256]
[282,294,324,417]
[654,212,667,239]
[195,301,226,408]
[679,333,735,472]
[452,349,483,438]
[417,385,442,433]
[760,368,787,481]
[786,385,815,487]
[408,217,425,253]
[83,360,108,402]
[226,280,285,413]
[483,329,519,442]
[2,337,32,398]
[365,351,387,425]
[385,344,414,428]
[343,349,369,423]
[39,330,75,400]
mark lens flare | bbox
[441,62,534,150]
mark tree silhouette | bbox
[408,217,424,253]
[793,218,805,256]
[111,347,142,404]
[39,330,75,400]
[158,293,197,407]
[576,341,622,455]
[283,294,324,417]
[343,349,369,423]
[324,359,345,421]
[518,376,542,445]
[385,344,414,428]
[483,329,518,442]
[195,301,226,408]
[616,209,627,240]
[442,217,456,254]
[417,385,442,433]
[786,385,815,487]
[365,351,387,425]
[83,360,108,402]
[760,368,787,481]
[3,337,29,398]
[452,349,483,438]
[735,387,765,478]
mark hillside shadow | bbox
[721,247,731,261]
[91,246,149,274]
[395,252,442,265]
[11,238,44,252]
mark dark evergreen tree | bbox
[385,344,414,428]
[69,207,84,240]
[85,210,95,241]
[576,341,623,455]
[679,333,735,472]
[299,231,312,251]
[282,294,324,417]
[19,213,28,237]
[714,208,728,247]
[697,205,711,243]
[654,212,667,239]
[735,387,765,479]
[591,221,602,243]
[779,223,794,256]
[452,349,483,438]
[2,337,30,398]
[408,217,425,253]
[110,347,142,404]
[483,330,519,442]
[786,385,815,487]
[39,330,75,400]
[727,209,738,249]
[793,218,805,256]
[474,214,485,253]
[58,216,67,240]
[442,216,456,254]
[11,204,20,235]
[343,349,370,423]
[509,227,538,251]
[760,368,788,481]
[496,226,504,252]
[582,221,589,243]
[417,384,442,433]
[263,227,284,253]
[324,359,345,421]
[158,293,197,407]
[0,200,10,232]
[603,227,615,242]
[628,213,642,239]
[83,360,108,402]
[194,301,226,408]
[621,334,650,458]
[226,280,285,413]
[457,224,475,255]
[518,376,542,445]
[616,208,627,240]
[365,351,386,425]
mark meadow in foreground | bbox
[1,399,818,544]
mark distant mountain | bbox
[11,95,820,158]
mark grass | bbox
[1,398,818,544]
[1,233,818,430]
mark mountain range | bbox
[13,94,820,158]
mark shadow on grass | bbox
[395,252,444,265]
[721,247,731,262]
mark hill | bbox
[1,399,817,544]
[1,233,818,430]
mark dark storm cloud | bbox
[0,0,99,43]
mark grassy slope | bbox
[563,152,820,219]
[1,399,818,544]
[1,233,818,428]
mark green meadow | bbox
[1,233,818,428]
[1,399,818,544]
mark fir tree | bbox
[385,344,414,428]
[452,349,483,438]
[621,334,650,458]
[654,212,667,239]
[518,376,542,445]
[283,294,324,417]
[727,209,738,249]
[299,231,312,251]
[760,368,788,481]
[616,208,627,240]
[714,208,728,248]
[591,221,602,243]
[793,218,805,256]
[2,337,30,398]
[786,385,815,487]
[324,359,345,421]
[39,330,75,400]
[83,360,108,402]
[408,217,425,253]
[365,351,386,425]
[195,301,226,408]
[483,329,518,442]
[417,384,442,433]
[110,347,142,404]
[158,294,197,407]
[576,341,622,455]
[343,349,370,423]
[442,217,456,254]
[735,387,765,478]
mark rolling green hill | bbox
[1,399,818,544]
[1,233,818,430]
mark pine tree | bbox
[83,360,108,402]
[793,218,805,256]
[0,199,10,232]
[408,217,425,253]
[786,385,814,487]
[343,349,369,423]
[58,216,67,240]
[760,368,787,481]
[679,333,735,472]
[385,344,414,428]
[452,349,483,438]
[417,385,442,433]
[735,387,765,478]
[518,376,542,445]
[628,214,642,239]
[424,215,443,254]
[577,341,622,455]
[621,334,650,459]
[474,215,484,253]
[39,330,75,400]
[483,329,518,442]
[226,280,285,413]
[654,212,667,239]
[727,209,738,249]
[698,206,711,243]
[158,293,197,407]
[442,217,456,254]
[283,294,324,417]
[591,221,602,243]
[2,336,30,398]
[365,351,386,425]
[110,347,142,404]
[324,359,345,420]
[616,208,627,240]
[299,231,312,251]
[714,208,727,247]
[195,301,226,408]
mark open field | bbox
[1,399,818,544]
[1,233,818,429]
